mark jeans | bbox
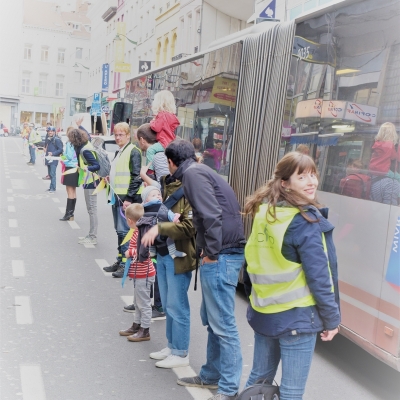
[84,188,98,238]
[198,252,244,396]
[156,254,192,356]
[29,145,36,164]
[246,332,317,400]
[111,204,130,262]
[133,276,155,329]
[47,162,57,191]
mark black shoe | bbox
[60,199,75,221]
[123,304,136,313]
[151,306,166,320]
[103,261,120,273]
[112,265,125,278]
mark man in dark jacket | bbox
[44,126,63,193]
[164,140,246,400]
[103,122,143,277]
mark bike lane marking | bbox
[20,365,46,400]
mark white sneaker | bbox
[155,354,189,369]
[78,236,97,245]
[149,347,171,360]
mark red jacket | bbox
[127,229,155,279]
[369,141,399,174]
[150,111,180,148]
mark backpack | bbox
[339,173,371,200]
[237,379,279,400]
[80,142,111,178]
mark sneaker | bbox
[27,162,34,165]
[42,175,50,180]
[149,347,171,360]
[103,260,120,273]
[151,306,166,320]
[177,376,219,389]
[207,395,237,400]
[112,264,125,278]
[155,354,189,369]
[123,304,136,313]
[45,189,55,194]
[78,236,97,245]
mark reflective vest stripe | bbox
[251,285,312,308]
[248,268,302,284]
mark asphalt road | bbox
[1,136,399,400]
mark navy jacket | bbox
[244,205,341,338]
[45,136,63,166]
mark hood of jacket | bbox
[172,158,196,182]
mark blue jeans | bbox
[111,204,130,262]
[198,252,244,396]
[156,254,192,356]
[246,331,317,400]
[47,162,57,191]
[29,145,36,164]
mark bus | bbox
[114,0,400,371]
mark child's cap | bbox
[141,185,161,203]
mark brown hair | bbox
[192,138,202,151]
[125,203,144,221]
[137,123,157,144]
[243,152,320,222]
[68,128,89,147]
[66,126,75,141]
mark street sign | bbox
[101,105,109,113]
[91,93,102,116]
[259,0,276,19]
[139,60,151,74]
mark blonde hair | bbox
[114,122,130,135]
[375,122,398,144]
[125,203,144,222]
[152,90,176,114]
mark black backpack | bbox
[237,379,279,400]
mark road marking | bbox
[7,188,13,193]
[68,221,80,229]
[12,260,25,277]
[121,296,133,305]
[52,198,60,203]
[20,365,46,400]
[9,219,18,228]
[173,366,213,399]
[8,206,16,212]
[7,196,14,202]
[10,236,21,247]
[15,296,33,324]
[84,244,96,249]
[95,259,113,276]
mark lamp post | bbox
[73,62,89,70]
[113,33,137,45]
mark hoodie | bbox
[150,111,180,148]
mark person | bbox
[118,203,156,342]
[27,126,42,165]
[192,137,204,163]
[242,151,341,400]
[44,126,63,194]
[296,144,310,155]
[141,163,196,369]
[69,128,100,244]
[59,127,79,222]
[72,113,91,140]
[21,122,30,156]
[102,122,142,277]
[160,140,245,399]
[203,139,225,172]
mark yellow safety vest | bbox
[79,142,98,186]
[245,205,330,314]
[28,131,42,144]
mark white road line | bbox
[84,244,96,249]
[58,207,64,213]
[7,196,14,202]
[95,259,113,276]
[121,296,133,305]
[10,236,21,247]
[9,219,18,228]
[15,296,33,324]
[67,221,80,229]
[173,366,213,399]
[52,198,60,203]
[7,188,13,193]
[12,260,25,277]
[20,365,46,400]
[8,205,16,212]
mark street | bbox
[1,136,399,400]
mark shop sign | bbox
[344,102,377,125]
[293,36,336,67]
[295,99,323,119]
[210,77,238,108]
[321,100,346,119]
[102,63,110,93]
[115,62,131,73]
[177,107,194,128]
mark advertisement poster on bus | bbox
[385,216,400,292]
[210,77,238,108]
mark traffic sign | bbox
[91,93,102,116]
[101,105,109,113]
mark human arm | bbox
[140,163,159,187]
[127,230,139,258]
[126,147,142,202]
[51,138,64,157]
[149,113,164,133]
[82,150,100,172]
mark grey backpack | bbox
[80,138,111,178]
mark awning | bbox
[289,132,344,147]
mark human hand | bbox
[320,327,339,341]
[104,176,110,183]
[123,200,131,211]
[173,213,181,223]
[48,152,53,156]
[140,163,151,179]
[125,250,130,259]
[202,256,215,264]
[141,225,159,246]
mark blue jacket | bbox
[45,136,63,166]
[244,205,340,338]
[64,142,78,168]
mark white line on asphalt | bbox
[15,296,33,324]
[20,365,46,400]
[7,188,13,193]
[173,366,213,399]
[10,236,21,247]
[95,259,113,276]
[7,196,14,202]
[9,219,18,228]
[8,206,16,212]
[12,260,25,277]
[68,221,80,229]
[121,296,133,306]
[52,198,60,203]
[58,207,64,213]
[84,244,96,249]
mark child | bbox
[147,90,180,168]
[118,203,156,342]
[139,184,186,259]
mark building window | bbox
[41,47,49,62]
[21,72,30,93]
[56,75,64,96]
[76,47,83,59]
[24,45,32,60]
[57,49,65,64]
[73,23,80,30]
[38,74,47,95]
[74,71,82,83]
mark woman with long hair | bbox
[242,152,340,400]
[59,127,79,221]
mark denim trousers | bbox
[29,145,36,164]
[47,162,57,191]
[198,252,244,396]
[84,188,98,238]
[156,254,192,356]
[133,276,155,329]
[111,204,130,262]
[245,331,317,400]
